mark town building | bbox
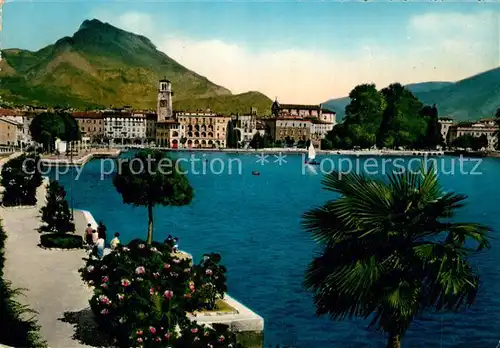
[146,112,157,143]
[155,119,178,148]
[268,99,336,144]
[0,117,23,146]
[103,111,147,143]
[232,111,258,145]
[448,119,498,150]
[176,112,230,148]
[72,112,104,142]
[264,118,312,143]
[157,78,173,122]
[0,109,33,146]
[438,117,454,143]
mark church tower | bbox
[157,78,173,122]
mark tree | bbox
[40,180,75,233]
[303,168,490,348]
[180,136,187,148]
[423,104,441,149]
[29,113,65,152]
[1,153,43,206]
[249,132,263,149]
[226,121,238,148]
[113,150,193,245]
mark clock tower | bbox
[157,78,173,122]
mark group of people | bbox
[165,235,179,253]
[85,222,121,259]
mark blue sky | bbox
[2,1,499,103]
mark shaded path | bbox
[1,181,95,348]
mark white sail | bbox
[308,142,316,160]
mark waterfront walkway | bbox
[1,182,95,348]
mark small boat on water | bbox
[252,171,260,176]
[304,143,320,165]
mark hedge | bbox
[40,233,83,249]
[0,220,47,347]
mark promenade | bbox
[1,181,95,348]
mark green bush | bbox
[40,180,75,233]
[79,240,240,347]
[1,153,43,206]
[0,220,47,347]
[40,233,83,249]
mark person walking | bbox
[85,223,93,246]
[91,229,98,245]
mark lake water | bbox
[49,152,500,347]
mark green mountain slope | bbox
[175,91,272,115]
[0,19,232,109]
[414,68,500,121]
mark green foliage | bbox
[320,138,333,150]
[113,150,193,244]
[0,220,47,347]
[1,153,43,206]
[226,121,238,149]
[40,233,83,249]
[303,168,490,347]
[191,253,228,310]
[79,240,238,347]
[29,112,80,152]
[451,134,488,151]
[40,180,75,233]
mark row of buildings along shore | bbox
[0,79,497,150]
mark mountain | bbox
[0,19,271,113]
[414,68,500,121]
[323,81,454,122]
[324,69,500,122]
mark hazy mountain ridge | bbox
[324,70,500,122]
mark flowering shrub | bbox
[40,180,75,233]
[191,253,227,310]
[1,153,43,206]
[79,240,239,347]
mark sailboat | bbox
[305,142,320,165]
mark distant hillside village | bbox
[0,78,498,151]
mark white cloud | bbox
[95,10,500,104]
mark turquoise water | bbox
[49,152,500,347]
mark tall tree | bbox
[303,169,490,348]
[29,112,66,152]
[113,150,193,245]
[422,104,441,149]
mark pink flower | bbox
[164,263,171,270]
[191,328,198,334]
[121,279,131,287]
[98,295,111,305]
[153,272,160,279]
[164,290,174,299]
[193,336,200,341]
[138,244,145,249]
[101,283,108,289]
[137,330,143,336]
[164,333,171,339]
[135,266,145,275]
[102,276,109,282]
[137,337,143,343]
[207,344,213,348]
[149,326,156,334]
[86,265,94,272]
[100,309,109,315]
[189,281,195,292]
[155,337,162,342]
[117,293,125,300]
[205,269,213,276]
[149,287,156,296]
[218,335,225,342]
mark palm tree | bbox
[302,168,490,348]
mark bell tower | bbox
[157,77,173,122]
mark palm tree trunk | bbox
[147,202,154,245]
[387,332,401,348]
